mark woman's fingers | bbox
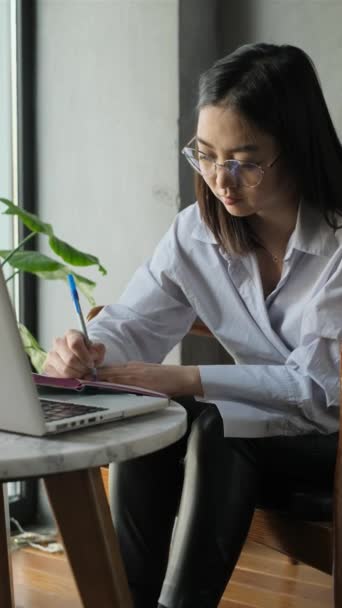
[52,336,89,373]
[65,330,94,365]
[43,330,106,378]
[43,350,83,378]
[90,342,106,366]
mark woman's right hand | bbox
[42,330,106,378]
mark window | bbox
[1,0,37,526]
[0,0,13,253]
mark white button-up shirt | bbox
[88,201,341,437]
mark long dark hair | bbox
[196,43,342,253]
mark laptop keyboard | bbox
[40,399,108,422]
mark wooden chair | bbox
[87,306,341,606]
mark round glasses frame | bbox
[181,136,281,189]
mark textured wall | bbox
[36,0,180,364]
[220,1,342,134]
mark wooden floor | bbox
[12,538,333,608]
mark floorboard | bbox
[11,540,333,607]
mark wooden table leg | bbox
[0,483,15,608]
[44,467,133,608]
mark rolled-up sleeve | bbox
[87,226,196,365]
[199,363,305,410]
[199,260,342,424]
[197,342,339,436]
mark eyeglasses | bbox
[181,136,281,189]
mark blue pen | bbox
[67,273,97,380]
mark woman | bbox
[44,43,342,607]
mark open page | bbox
[33,373,168,398]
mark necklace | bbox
[266,251,279,262]
[261,247,282,263]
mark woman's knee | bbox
[186,405,224,460]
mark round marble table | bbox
[0,402,187,608]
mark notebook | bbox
[0,267,170,436]
[32,373,167,398]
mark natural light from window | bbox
[1,0,17,502]
[0,0,13,254]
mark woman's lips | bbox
[221,196,241,206]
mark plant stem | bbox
[5,269,20,283]
[0,232,35,268]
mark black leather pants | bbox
[108,398,338,608]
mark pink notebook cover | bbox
[33,373,168,399]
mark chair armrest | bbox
[86,305,104,322]
[189,319,213,338]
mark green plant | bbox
[0,198,107,372]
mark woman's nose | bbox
[215,165,237,191]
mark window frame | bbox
[7,0,38,528]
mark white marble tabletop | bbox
[0,402,187,481]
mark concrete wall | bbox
[220,1,342,134]
[36,0,180,363]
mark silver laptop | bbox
[0,268,169,436]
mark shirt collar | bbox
[192,200,339,258]
[286,200,338,258]
[191,206,218,244]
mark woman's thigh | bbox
[257,432,339,488]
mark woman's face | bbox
[196,105,296,219]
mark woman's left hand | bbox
[92,361,203,397]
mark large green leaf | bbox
[35,268,97,305]
[49,235,107,275]
[71,272,97,305]
[0,250,97,304]
[18,323,47,373]
[0,198,106,277]
[0,250,64,272]
[0,198,53,236]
